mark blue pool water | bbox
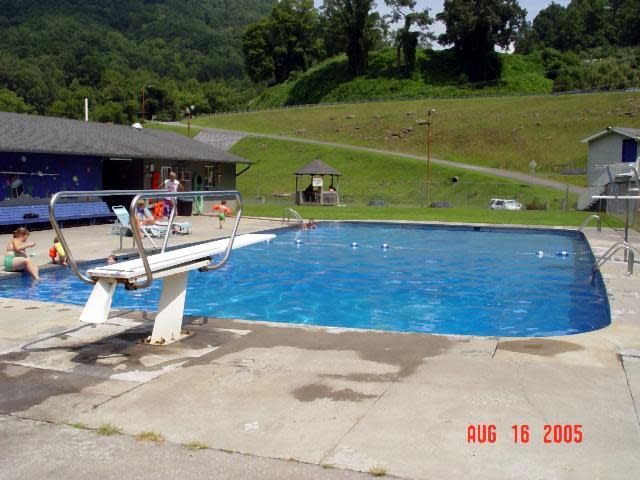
[0,222,610,337]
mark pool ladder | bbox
[577,214,601,234]
[282,208,303,225]
[592,241,635,280]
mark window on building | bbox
[622,139,638,163]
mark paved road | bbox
[164,122,586,195]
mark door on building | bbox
[102,158,144,208]
[622,139,638,163]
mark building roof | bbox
[0,111,250,164]
[581,126,640,144]
[293,159,342,176]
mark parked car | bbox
[489,198,524,210]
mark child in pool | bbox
[52,236,68,266]
[212,200,233,229]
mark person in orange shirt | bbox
[212,200,233,229]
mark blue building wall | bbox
[0,152,102,201]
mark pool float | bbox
[49,247,57,262]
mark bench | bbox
[0,201,115,228]
[80,233,276,344]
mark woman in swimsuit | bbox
[4,227,39,280]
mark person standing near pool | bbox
[163,171,184,217]
[4,227,39,280]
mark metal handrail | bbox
[282,208,303,225]
[50,189,243,288]
[577,214,601,234]
[592,242,635,279]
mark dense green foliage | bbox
[517,0,640,52]
[247,49,552,108]
[242,0,323,84]
[437,0,526,81]
[541,47,640,92]
[0,0,275,121]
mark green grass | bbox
[146,122,201,138]
[368,466,389,477]
[135,431,165,443]
[243,204,623,227]
[197,91,640,179]
[96,423,122,436]
[183,441,210,451]
[232,137,576,210]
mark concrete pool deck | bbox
[1,218,639,479]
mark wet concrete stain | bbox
[292,383,377,403]
[498,339,584,357]
[0,321,233,413]
[176,315,456,383]
[0,364,101,415]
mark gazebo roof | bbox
[293,159,342,176]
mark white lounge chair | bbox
[111,205,168,248]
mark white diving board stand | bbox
[80,233,275,344]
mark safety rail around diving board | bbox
[49,189,244,290]
[49,189,276,345]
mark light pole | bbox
[185,105,195,137]
[141,84,152,123]
[426,108,436,207]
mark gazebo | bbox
[294,159,342,206]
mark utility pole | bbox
[426,108,435,207]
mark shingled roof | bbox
[581,126,640,143]
[0,111,250,164]
[293,159,342,176]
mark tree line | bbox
[0,0,274,121]
[242,0,640,91]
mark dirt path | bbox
[164,122,586,195]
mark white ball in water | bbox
[537,251,544,258]
[351,242,359,247]
[295,239,302,245]
[381,243,389,249]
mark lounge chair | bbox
[111,205,169,249]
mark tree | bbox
[0,88,33,113]
[242,0,322,84]
[384,1,434,75]
[437,0,526,82]
[322,0,376,76]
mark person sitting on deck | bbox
[304,183,315,202]
[135,200,156,226]
[4,227,39,280]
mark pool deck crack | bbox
[318,376,397,466]
[621,355,640,428]
[491,337,500,359]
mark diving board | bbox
[80,233,275,344]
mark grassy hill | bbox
[248,49,553,109]
[230,137,576,210]
[194,91,640,185]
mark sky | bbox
[313,1,572,38]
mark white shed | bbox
[582,126,639,186]
[577,127,640,211]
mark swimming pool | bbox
[0,222,610,337]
